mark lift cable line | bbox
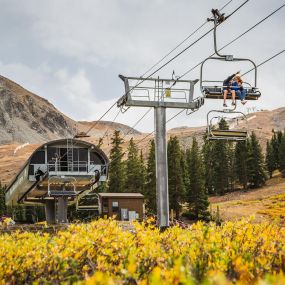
[100,108,121,143]
[242,49,285,76]
[121,108,153,140]
[140,0,235,78]
[83,100,118,136]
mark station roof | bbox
[6,138,109,193]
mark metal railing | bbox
[47,161,88,173]
[30,162,107,176]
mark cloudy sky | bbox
[0,0,284,133]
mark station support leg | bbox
[45,200,56,224]
[154,106,169,229]
[57,197,68,223]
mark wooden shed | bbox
[98,193,144,221]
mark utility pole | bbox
[117,75,203,229]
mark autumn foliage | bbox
[0,219,284,284]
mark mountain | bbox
[0,75,77,144]
[0,75,140,144]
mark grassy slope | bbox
[209,172,285,223]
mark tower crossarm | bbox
[117,75,202,110]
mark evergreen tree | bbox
[125,138,141,193]
[145,140,156,213]
[96,137,103,149]
[167,136,185,218]
[279,133,285,177]
[271,130,283,169]
[228,143,236,192]
[187,137,210,221]
[0,182,6,216]
[266,140,275,178]
[180,148,190,194]
[138,150,146,194]
[108,130,125,192]
[202,136,215,195]
[247,132,268,188]
[212,119,230,195]
[235,141,249,190]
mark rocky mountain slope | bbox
[0,75,78,143]
[0,75,140,144]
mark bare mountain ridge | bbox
[78,120,141,137]
[0,75,140,144]
[0,75,76,143]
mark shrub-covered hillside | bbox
[0,219,284,284]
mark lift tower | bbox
[117,75,203,229]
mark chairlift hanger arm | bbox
[208,8,230,58]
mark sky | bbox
[0,0,284,133]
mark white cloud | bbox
[55,69,93,102]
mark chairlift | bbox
[76,170,101,211]
[76,192,99,211]
[207,110,248,141]
[48,176,78,197]
[74,132,90,138]
[200,9,261,101]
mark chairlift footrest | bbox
[49,191,77,197]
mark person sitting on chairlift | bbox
[232,75,247,105]
[223,71,240,107]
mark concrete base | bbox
[45,197,68,224]
[45,200,56,224]
[57,196,68,223]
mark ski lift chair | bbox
[200,9,261,102]
[74,132,90,138]
[48,176,78,197]
[207,112,248,141]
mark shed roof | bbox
[98,193,144,198]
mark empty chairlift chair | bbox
[76,169,101,211]
[207,111,248,141]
